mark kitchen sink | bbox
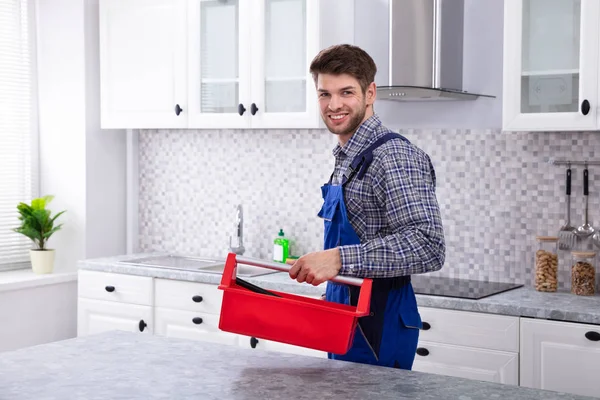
[118,255,279,278]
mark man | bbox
[288,44,445,370]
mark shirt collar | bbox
[331,114,383,159]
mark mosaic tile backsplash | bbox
[138,127,600,290]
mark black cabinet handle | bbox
[250,103,259,115]
[175,104,183,116]
[192,317,203,325]
[422,322,431,330]
[250,337,259,349]
[581,99,590,115]
[192,295,203,303]
[138,320,147,332]
[105,286,115,293]
[585,331,600,341]
[238,103,246,116]
[416,347,429,356]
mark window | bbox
[0,0,38,270]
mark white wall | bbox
[36,0,127,272]
[0,281,77,353]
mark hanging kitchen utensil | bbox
[574,164,595,238]
[558,164,577,250]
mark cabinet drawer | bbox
[155,279,223,314]
[412,340,518,385]
[78,270,153,306]
[237,335,327,359]
[419,307,519,352]
[154,307,238,346]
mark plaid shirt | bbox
[331,114,445,278]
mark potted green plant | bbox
[13,195,66,274]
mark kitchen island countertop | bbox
[0,330,595,400]
[79,253,600,325]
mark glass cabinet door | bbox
[188,0,251,128]
[503,0,599,131]
[251,0,320,128]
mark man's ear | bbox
[366,82,377,106]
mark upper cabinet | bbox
[99,0,326,130]
[503,0,600,131]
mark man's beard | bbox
[325,104,366,136]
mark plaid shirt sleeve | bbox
[338,144,446,278]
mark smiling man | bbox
[288,44,446,370]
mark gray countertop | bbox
[79,253,600,325]
[0,330,594,400]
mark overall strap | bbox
[342,132,410,186]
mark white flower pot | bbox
[30,249,55,274]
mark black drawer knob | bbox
[250,103,259,115]
[585,331,600,341]
[250,337,259,349]
[192,295,203,303]
[416,347,429,357]
[238,103,246,116]
[422,322,431,330]
[174,104,183,116]
[105,286,115,293]
[192,317,203,325]
[581,99,591,115]
[138,320,147,332]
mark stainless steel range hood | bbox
[378,0,494,101]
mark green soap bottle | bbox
[273,229,289,263]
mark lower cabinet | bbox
[520,318,600,398]
[154,307,239,346]
[412,307,520,386]
[412,341,518,385]
[78,298,153,336]
[237,334,327,358]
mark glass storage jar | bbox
[534,236,559,292]
[571,251,596,296]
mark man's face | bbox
[316,73,376,138]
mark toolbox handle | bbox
[237,255,365,287]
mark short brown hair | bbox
[309,44,377,94]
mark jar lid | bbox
[571,251,597,257]
[536,236,558,242]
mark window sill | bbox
[0,268,78,293]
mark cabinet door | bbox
[99,0,187,129]
[77,298,153,337]
[187,0,252,128]
[249,0,321,129]
[412,341,519,386]
[503,0,600,131]
[520,318,600,397]
[154,307,239,346]
[238,335,327,358]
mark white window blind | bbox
[0,0,38,268]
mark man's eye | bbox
[343,91,353,95]
[319,93,329,97]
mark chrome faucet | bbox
[229,204,245,255]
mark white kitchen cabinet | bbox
[412,341,519,385]
[78,298,153,336]
[412,307,520,385]
[77,270,154,336]
[155,307,239,345]
[99,0,188,129]
[503,0,600,131]
[237,334,327,358]
[99,0,333,129]
[520,318,600,398]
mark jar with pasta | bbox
[571,251,596,296]
[534,236,558,292]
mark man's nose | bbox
[328,95,342,111]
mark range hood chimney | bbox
[378,0,494,101]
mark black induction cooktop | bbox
[411,275,523,300]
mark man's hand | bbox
[286,248,342,286]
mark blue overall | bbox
[318,133,422,369]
